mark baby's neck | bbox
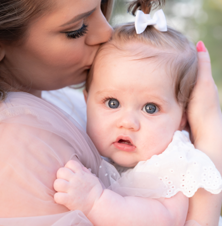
[112,162,133,174]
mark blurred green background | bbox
[110,0,222,106]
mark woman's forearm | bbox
[194,116,222,174]
[187,190,222,226]
[186,44,222,226]
[187,121,222,226]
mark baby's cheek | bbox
[87,122,105,153]
[147,131,174,156]
[157,131,175,151]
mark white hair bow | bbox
[135,9,167,34]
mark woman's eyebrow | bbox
[60,8,96,27]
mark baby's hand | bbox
[54,160,103,216]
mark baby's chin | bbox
[101,152,139,168]
[110,157,138,168]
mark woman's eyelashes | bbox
[64,23,88,39]
[105,98,120,109]
[142,103,159,114]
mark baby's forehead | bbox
[96,41,158,61]
[86,40,178,93]
[92,44,174,88]
[94,40,177,69]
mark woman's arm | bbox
[186,41,222,226]
[54,160,189,226]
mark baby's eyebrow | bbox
[95,89,121,96]
[94,90,120,102]
[146,95,169,103]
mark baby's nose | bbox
[117,112,140,131]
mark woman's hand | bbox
[186,41,222,226]
[188,41,222,143]
[187,41,222,172]
[54,160,103,216]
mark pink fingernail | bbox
[196,41,207,52]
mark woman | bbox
[0,0,221,225]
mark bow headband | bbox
[135,9,167,34]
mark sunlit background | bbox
[110,0,222,106]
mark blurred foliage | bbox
[110,0,222,105]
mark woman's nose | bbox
[85,9,113,46]
[117,112,140,131]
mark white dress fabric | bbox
[104,131,222,199]
[42,87,87,131]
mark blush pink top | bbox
[0,92,110,225]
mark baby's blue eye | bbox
[106,99,120,109]
[143,103,158,114]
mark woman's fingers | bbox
[196,42,213,88]
[188,41,220,132]
[196,41,218,94]
[187,41,222,174]
[197,52,211,79]
[54,178,69,192]
[191,49,219,113]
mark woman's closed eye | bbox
[142,103,159,114]
[105,98,120,109]
[64,23,88,39]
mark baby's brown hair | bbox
[86,0,198,109]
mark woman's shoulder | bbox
[1,91,69,116]
[0,91,102,174]
[0,92,102,217]
[0,91,60,120]
[0,91,82,134]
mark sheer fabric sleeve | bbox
[184,220,202,226]
[0,92,110,225]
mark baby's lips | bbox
[115,135,135,146]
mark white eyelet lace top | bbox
[99,131,222,199]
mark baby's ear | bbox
[83,89,88,103]
[179,112,187,131]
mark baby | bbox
[54,0,222,225]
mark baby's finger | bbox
[82,167,92,174]
[54,192,70,206]
[54,178,70,192]
[65,160,84,173]
[57,167,75,181]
